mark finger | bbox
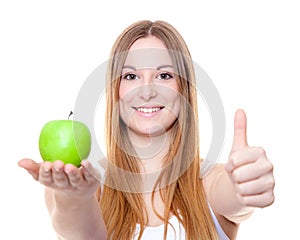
[18,158,41,180]
[81,160,101,182]
[64,164,84,187]
[231,109,248,152]
[231,155,273,183]
[226,147,264,174]
[52,160,70,188]
[235,174,275,196]
[39,162,54,185]
[242,191,275,208]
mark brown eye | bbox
[123,73,138,80]
[157,73,173,80]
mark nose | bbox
[137,72,157,101]
[138,83,157,101]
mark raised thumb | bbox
[231,109,248,151]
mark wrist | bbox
[224,207,255,224]
[50,188,97,211]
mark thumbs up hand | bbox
[225,109,275,208]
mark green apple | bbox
[39,119,91,167]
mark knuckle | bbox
[253,146,266,156]
[270,193,275,205]
[267,161,274,172]
[224,162,232,173]
[236,183,246,195]
[266,179,275,191]
[39,178,52,186]
[265,192,275,207]
[232,170,241,182]
[53,174,65,182]
[258,160,274,177]
[229,152,240,167]
[70,174,82,183]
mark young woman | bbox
[19,20,275,240]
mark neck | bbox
[128,130,170,174]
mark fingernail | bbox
[43,166,50,172]
[81,160,89,168]
[64,168,73,175]
[54,166,62,172]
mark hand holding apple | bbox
[19,111,97,196]
[39,112,91,167]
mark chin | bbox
[129,124,165,136]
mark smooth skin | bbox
[18,109,275,240]
[204,109,275,236]
[18,36,274,240]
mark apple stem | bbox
[68,111,73,120]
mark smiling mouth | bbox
[133,106,165,113]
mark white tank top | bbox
[133,207,229,240]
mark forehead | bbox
[130,36,167,50]
[124,36,173,70]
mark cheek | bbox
[119,81,139,100]
[118,82,135,122]
[119,98,129,125]
[159,83,181,111]
[169,82,181,116]
[119,81,128,99]
[170,94,181,119]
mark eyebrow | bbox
[122,65,136,71]
[122,64,174,71]
[157,65,174,70]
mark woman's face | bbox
[119,36,180,137]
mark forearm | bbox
[45,188,107,240]
[204,164,254,223]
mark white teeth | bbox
[137,107,161,113]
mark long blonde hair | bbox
[100,20,218,240]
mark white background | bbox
[1,0,299,239]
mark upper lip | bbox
[133,104,165,109]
